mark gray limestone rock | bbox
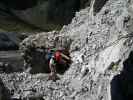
[1,0,133,100]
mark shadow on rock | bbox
[111,51,133,100]
[94,0,109,14]
[111,75,124,100]
[0,79,11,100]
[24,47,71,74]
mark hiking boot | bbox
[48,74,59,81]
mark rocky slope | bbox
[0,0,133,100]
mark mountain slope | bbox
[1,0,133,100]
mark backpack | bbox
[47,52,53,61]
[46,48,56,61]
[54,51,61,63]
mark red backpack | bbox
[54,51,61,62]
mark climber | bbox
[47,48,71,81]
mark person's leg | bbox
[49,63,56,76]
[49,58,57,81]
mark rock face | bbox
[60,0,133,99]
[1,0,133,100]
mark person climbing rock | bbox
[47,48,71,81]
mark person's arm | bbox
[60,53,70,61]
